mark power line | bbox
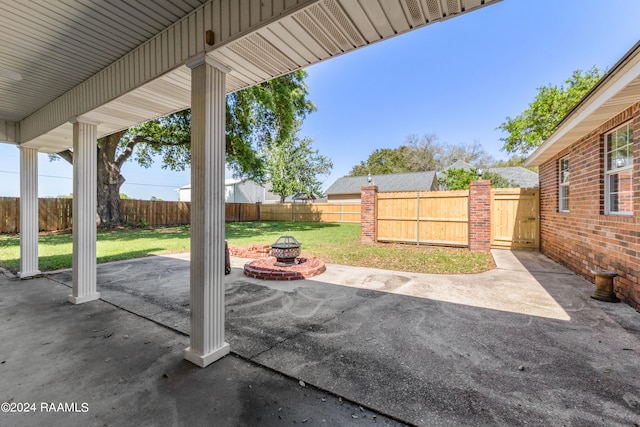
[122,182,180,189]
[0,169,181,189]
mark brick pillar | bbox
[469,180,491,251]
[361,185,378,243]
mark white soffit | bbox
[0,0,210,123]
[10,0,502,153]
[526,43,640,167]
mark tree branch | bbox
[135,135,186,148]
[56,149,74,165]
[115,133,135,168]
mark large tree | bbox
[403,134,439,172]
[265,123,333,202]
[52,70,315,225]
[348,134,494,176]
[438,168,515,190]
[498,67,602,156]
[348,147,410,176]
[438,140,494,169]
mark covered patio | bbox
[0,0,501,367]
[1,250,640,425]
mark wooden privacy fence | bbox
[261,202,361,223]
[225,202,260,222]
[121,200,259,225]
[373,188,540,250]
[377,191,469,246]
[0,197,74,233]
[120,199,191,226]
[0,197,261,233]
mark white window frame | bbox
[559,156,570,213]
[604,122,634,216]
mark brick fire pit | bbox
[244,256,326,281]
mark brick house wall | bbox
[538,102,640,309]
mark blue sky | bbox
[1,0,639,200]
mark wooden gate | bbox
[377,191,469,246]
[491,188,539,250]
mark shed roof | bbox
[326,171,438,195]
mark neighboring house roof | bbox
[326,171,438,195]
[526,40,640,166]
[446,160,474,170]
[439,161,539,188]
[487,167,539,188]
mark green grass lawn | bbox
[0,222,494,274]
[0,226,191,273]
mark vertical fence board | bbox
[259,202,360,223]
[377,190,470,247]
[0,198,261,233]
[0,197,19,233]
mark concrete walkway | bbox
[1,250,640,426]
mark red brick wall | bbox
[469,180,491,251]
[539,102,640,309]
[360,185,378,243]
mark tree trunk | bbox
[56,129,134,226]
[96,131,128,225]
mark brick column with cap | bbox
[469,180,491,251]
[360,185,378,243]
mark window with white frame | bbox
[559,156,570,212]
[605,122,634,215]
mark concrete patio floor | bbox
[1,250,640,426]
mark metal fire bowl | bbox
[271,235,301,265]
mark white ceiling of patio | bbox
[0,0,501,153]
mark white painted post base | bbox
[18,270,41,279]
[184,343,230,368]
[68,293,100,305]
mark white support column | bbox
[18,147,40,278]
[69,119,99,304]
[184,54,231,368]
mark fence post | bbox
[416,192,420,245]
[469,180,491,251]
[360,185,378,243]
[256,202,262,221]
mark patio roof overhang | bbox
[0,0,501,152]
[525,40,640,167]
[0,0,502,368]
